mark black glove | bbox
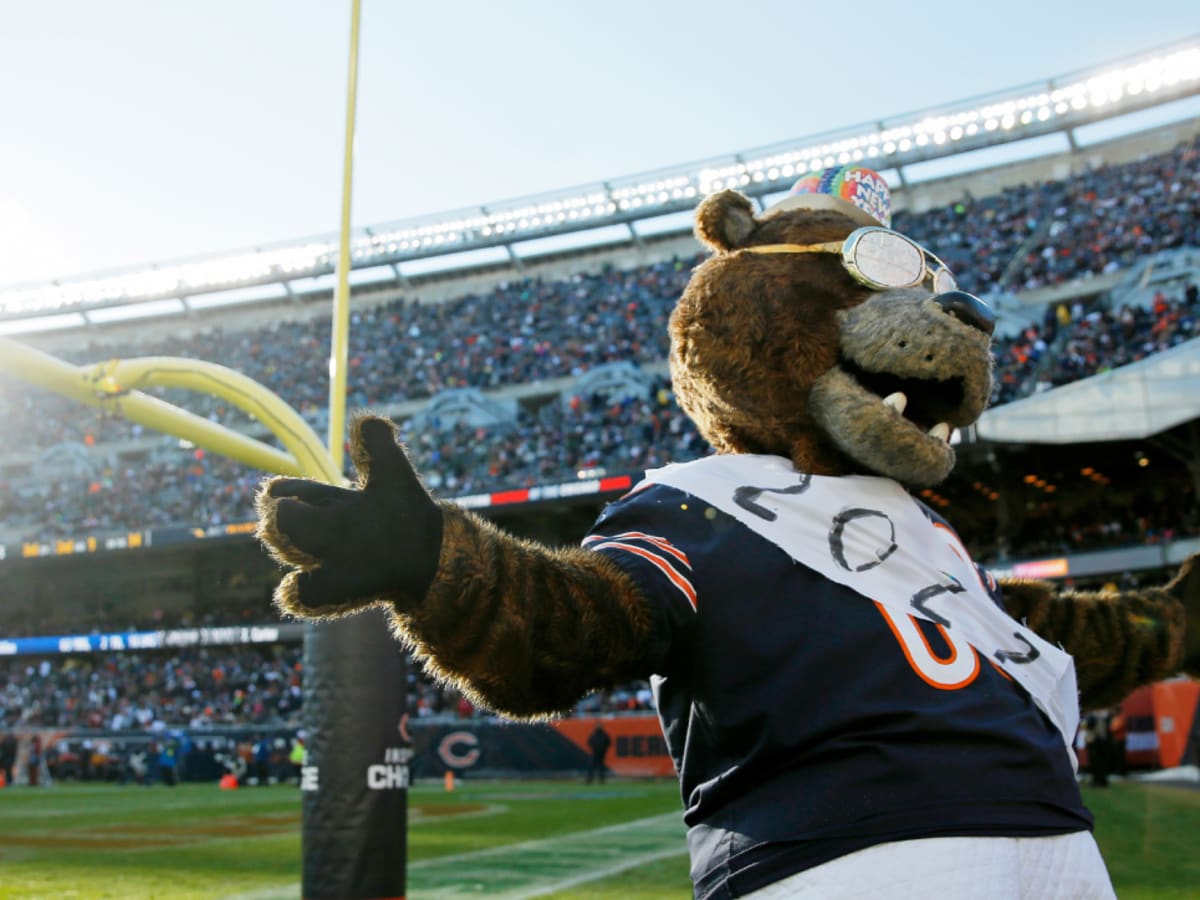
[255,415,443,617]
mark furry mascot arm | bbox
[255,415,656,719]
[999,559,1199,709]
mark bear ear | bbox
[694,190,757,253]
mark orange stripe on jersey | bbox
[618,479,656,501]
[586,540,698,609]
[583,532,691,569]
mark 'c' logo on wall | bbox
[437,731,480,769]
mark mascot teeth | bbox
[882,392,907,414]
[929,422,952,443]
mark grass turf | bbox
[0,778,1195,898]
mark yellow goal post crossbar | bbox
[0,336,343,485]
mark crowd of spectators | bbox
[4,275,1197,546]
[0,641,651,733]
[2,449,262,540]
[0,255,694,451]
[1007,506,1200,561]
[893,132,1200,295]
[0,375,707,540]
[990,281,1199,404]
[1,645,303,731]
[3,133,1198,457]
[398,376,705,494]
[0,589,274,641]
[956,471,1200,562]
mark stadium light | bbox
[1,37,1198,323]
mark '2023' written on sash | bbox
[732,476,1040,690]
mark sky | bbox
[1,0,1197,290]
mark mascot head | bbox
[670,166,996,488]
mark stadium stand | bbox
[0,131,1197,453]
[893,132,1200,294]
[1,645,303,730]
[2,272,1196,549]
[0,639,654,733]
[2,123,1199,770]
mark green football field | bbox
[0,778,1197,898]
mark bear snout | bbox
[935,291,995,336]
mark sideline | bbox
[1130,764,1200,789]
[219,811,687,900]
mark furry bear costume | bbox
[257,167,1198,898]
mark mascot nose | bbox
[936,291,995,336]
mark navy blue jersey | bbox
[584,479,1091,899]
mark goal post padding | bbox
[302,610,409,900]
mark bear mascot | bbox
[256,167,1199,898]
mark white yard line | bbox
[216,886,298,900]
[0,797,282,819]
[407,811,679,868]
[218,811,687,900]
[495,846,689,899]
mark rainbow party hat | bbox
[765,165,892,228]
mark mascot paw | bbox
[255,415,444,619]
[1166,552,1200,676]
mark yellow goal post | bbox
[0,336,343,485]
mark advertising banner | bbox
[552,716,675,777]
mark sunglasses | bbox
[743,226,959,295]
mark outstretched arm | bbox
[393,505,655,718]
[256,415,656,719]
[1000,556,1198,709]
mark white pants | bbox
[744,832,1115,899]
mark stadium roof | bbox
[977,338,1200,443]
[2,35,1199,332]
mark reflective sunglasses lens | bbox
[850,231,924,288]
[933,267,958,294]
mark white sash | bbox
[645,454,1079,762]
